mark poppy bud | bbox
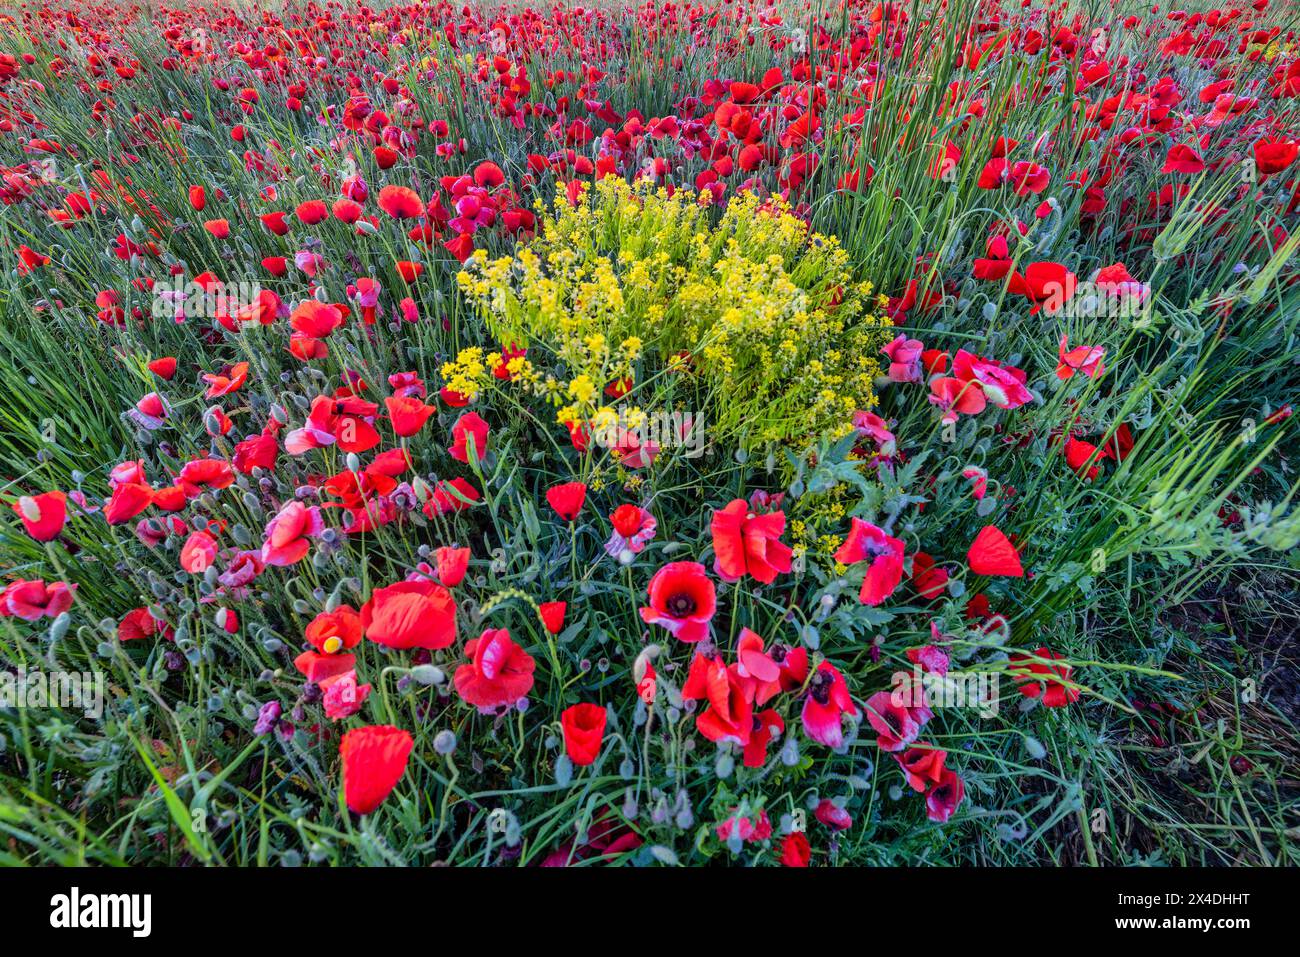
[410,664,444,685]
[554,754,573,786]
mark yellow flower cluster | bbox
[439,346,490,402]
[791,487,853,565]
[456,178,890,448]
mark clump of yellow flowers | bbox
[456,177,890,448]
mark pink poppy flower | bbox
[834,518,906,606]
[454,628,536,711]
[261,501,324,566]
[605,504,656,558]
[1056,336,1106,380]
[801,662,860,748]
[321,671,371,721]
[865,689,920,752]
[881,335,925,383]
[925,768,966,823]
[2,579,75,620]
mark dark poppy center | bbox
[666,593,696,618]
[810,672,831,704]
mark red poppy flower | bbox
[864,689,921,752]
[1064,436,1103,480]
[634,653,657,705]
[3,579,74,621]
[361,579,457,650]
[12,490,67,541]
[834,518,906,606]
[449,411,489,463]
[1162,143,1205,174]
[385,394,435,437]
[896,745,948,792]
[340,725,413,815]
[925,768,965,823]
[780,832,811,867]
[305,605,363,655]
[396,260,424,282]
[259,211,288,235]
[560,702,607,766]
[1056,336,1106,380]
[546,481,587,521]
[377,184,424,219]
[966,525,1024,577]
[434,546,470,587]
[1008,262,1076,316]
[710,498,793,584]
[929,375,987,423]
[180,529,218,573]
[473,161,505,188]
[911,551,949,600]
[639,561,716,643]
[295,199,328,224]
[1254,137,1298,175]
[424,477,481,516]
[104,482,153,525]
[1009,160,1050,194]
[454,628,536,709]
[290,300,344,338]
[439,386,470,407]
[203,361,248,398]
[682,654,753,746]
[260,500,323,566]
[539,601,566,634]
[1008,647,1080,707]
[294,650,357,684]
[973,233,1012,279]
[148,356,177,380]
[118,607,171,643]
[1104,423,1135,462]
[743,709,784,768]
[815,799,853,831]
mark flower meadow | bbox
[0,0,1297,870]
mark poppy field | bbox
[0,0,1298,869]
